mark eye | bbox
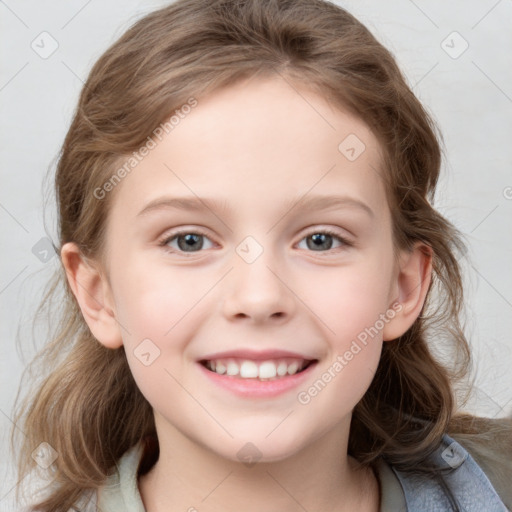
[159,229,215,254]
[158,227,353,256]
[297,229,353,253]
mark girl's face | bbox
[97,76,410,462]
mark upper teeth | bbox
[204,358,308,379]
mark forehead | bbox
[107,75,387,221]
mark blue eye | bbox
[297,230,351,252]
[158,228,352,256]
[160,230,214,253]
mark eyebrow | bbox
[136,194,374,219]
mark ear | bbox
[60,242,123,349]
[383,242,433,341]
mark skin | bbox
[62,74,432,512]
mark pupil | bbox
[178,233,202,251]
[309,233,332,251]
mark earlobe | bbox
[383,242,433,341]
[60,242,123,349]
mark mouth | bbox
[198,357,317,381]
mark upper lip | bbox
[198,349,317,362]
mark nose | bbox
[222,248,296,324]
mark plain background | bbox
[1,0,511,508]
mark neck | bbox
[138,418,380,512]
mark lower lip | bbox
[197,361,318,398]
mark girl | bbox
[11,0,512,511]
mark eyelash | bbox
[157,228,353,256]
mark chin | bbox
[224,431,307,465]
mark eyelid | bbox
[157,225,354,255]
[297,226,354,253]
[158,227,217,254]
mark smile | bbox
[200,358,315,380]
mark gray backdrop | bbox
[1,0,511,509]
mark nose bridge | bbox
[222,234,294,322]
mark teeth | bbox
[204,358,310,380]
[240,361,259,378]
[226,361,239,376]
[276,362,288,376]
[287,362,299,375]
[258,361,277,379]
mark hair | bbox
[10,0,507,510]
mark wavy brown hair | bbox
[10,0,497,509]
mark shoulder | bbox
[96,442,147,512]
[449,415,512,510]
[386,420,511,512]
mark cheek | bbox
[116,272,202,414]
[113,263,199,341]
[296,268,387,416]
[303,257,395,343]
[297,254,393,405]
[110,268,197,397]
